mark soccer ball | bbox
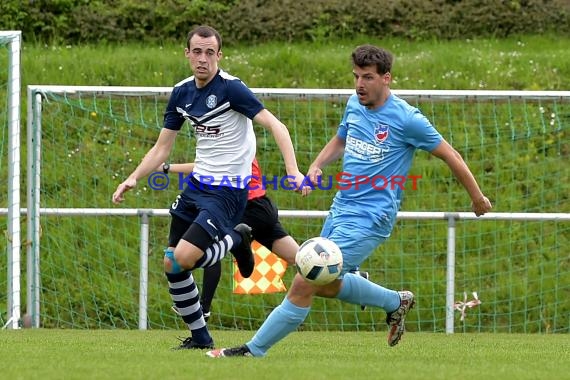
[295,237,343,285]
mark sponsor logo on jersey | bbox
[346,135,389,162]
[193,124,224,138]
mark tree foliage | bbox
[1,0,569,44]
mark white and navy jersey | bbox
[334,93,443,233]
[163,69,261,188]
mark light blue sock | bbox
[246,297,310,357]
[336,273,401,312]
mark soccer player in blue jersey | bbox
[206,44,492,358]
[112,25,308,350]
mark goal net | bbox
[24,86,570,333]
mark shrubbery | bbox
[1,0,569,44]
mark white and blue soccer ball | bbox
[295,237,343,285]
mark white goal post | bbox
[1,31,22,330]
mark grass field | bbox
[18,34,570,90]
[1,330,569,380]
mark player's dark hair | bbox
[186,25,222,51]
[351,45,393,75]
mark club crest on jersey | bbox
[374,123,389,144]
[206,95,217,109]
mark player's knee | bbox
[294,272,341,299]
[315,280,342,298]
[164,248,183,274]
[291,273,320,295]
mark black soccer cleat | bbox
[206,345,253,358]
[231,223,255,278]
[173,336,214,350]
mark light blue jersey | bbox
[322,93,442,271]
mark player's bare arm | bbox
[430,139,492,216]
[307,136,346,184]
[253,109,309,194]
[112,128,178,203]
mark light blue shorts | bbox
[320,208,389,276]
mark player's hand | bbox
[472,195,492,216]
[287,171,312,196]
[112,178,137,204]
[307,166,323,186]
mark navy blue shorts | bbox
[168,175,248,246]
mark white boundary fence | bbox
[1,31,22,330]
[2,86,569,331]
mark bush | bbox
[1,0,569,44]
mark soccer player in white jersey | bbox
[207,44,493,358]
[112,25,308,350]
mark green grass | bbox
[1,330,569,380]
[17,34,570,90]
